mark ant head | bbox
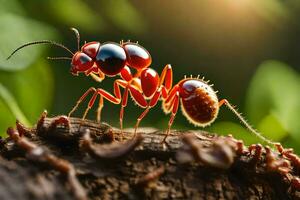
[70,41,101,75]
[70,52,94,75]
[121,42,152,70]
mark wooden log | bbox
[0,116,299,200]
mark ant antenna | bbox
[47,56,72,60]
[70,27,80,51]
[220,99,276,146]
[7,40,74,60]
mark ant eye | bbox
[95,43,126,76]
[123,43,151,70]
[71,52,93,74]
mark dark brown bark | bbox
[0,116,299,200]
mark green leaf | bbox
[0,83,30,136]
[0,59,54,136]
[257,113,286,141]
[207,121,260,145]
[0,93,21,137]
[0,13,57,71]
[245,60,300,141]
[282,136,300,155]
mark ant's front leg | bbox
[68,87,96,118]
[68,79,126,121]
[82,81,126,120]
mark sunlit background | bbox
[0,0,299,151]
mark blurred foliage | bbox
[0,0,55,135]
[246,61,300,151]
[209,61,300,152]
[0,0,57,71]
[47,0,106,32]
[0,0,300,154]
[0,59,54,135]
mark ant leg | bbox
[68,87,96,117]
[162,92,180,143]
[90,71,105,82]
[164,85,179,103]
[219,99,275,146]
[134,88,162,136]
[159,64,173,91]
[71,79,125,121]
[82,89,120,119]
[120,84,149,136]
[95,82,124,122]
[162,85,179,114]
[134,108,150,136]
[96,96,103,122]
[128,85,148,108]
[120,88,129,136]
[82,91,98,120]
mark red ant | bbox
[7,28,276,145]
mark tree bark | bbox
[0,116,299,200]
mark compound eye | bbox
[123,43,151,70]
[71,52,93,74]
[95,43,126,76]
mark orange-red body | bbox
[10,28,270,144]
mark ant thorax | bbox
[178,78,219,127]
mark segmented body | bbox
[7,28,275,145]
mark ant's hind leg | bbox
[219,99,275,146]
[68,87,96,117]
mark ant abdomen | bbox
[178,79,219,127]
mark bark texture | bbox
[0,116,299,200]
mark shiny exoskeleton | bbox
[7,28,275,144]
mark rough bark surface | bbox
[0,116,299,200]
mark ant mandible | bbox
[7,28,275,145]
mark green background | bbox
[0,0,299,152]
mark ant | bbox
[7,28,276,145]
